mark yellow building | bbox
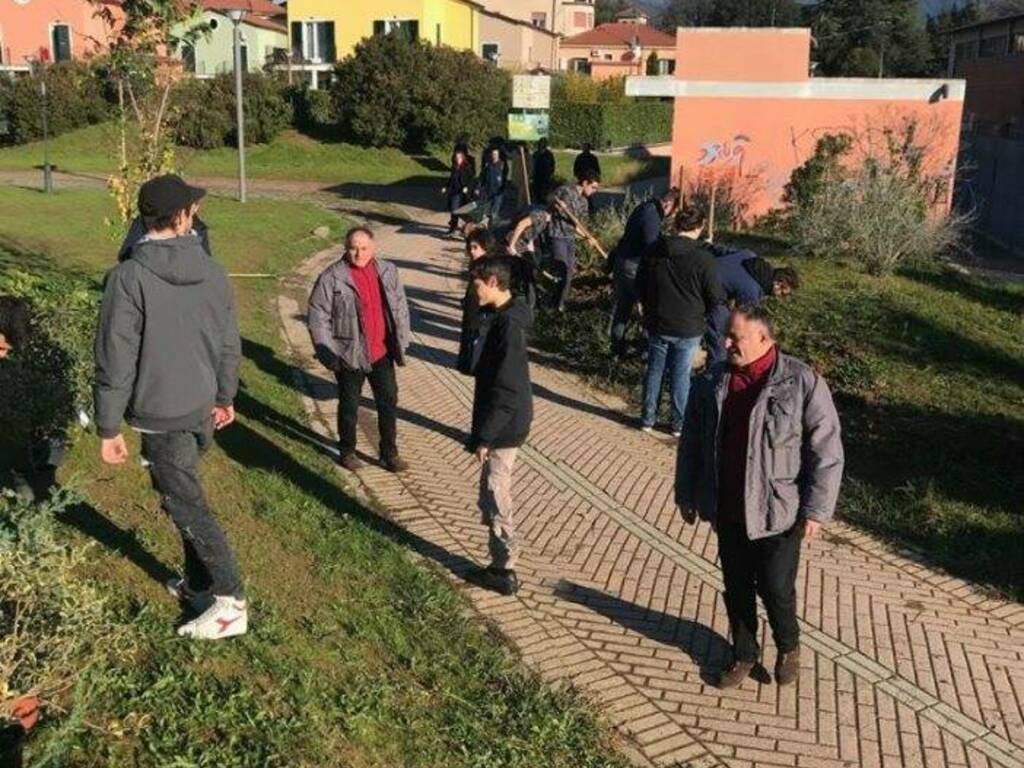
[288,0,481,87]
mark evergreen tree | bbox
[596,0,630,25]
[659,0,803,30]
[810,0,933,77]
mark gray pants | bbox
[478,447,519,570]
[141,418,243,599]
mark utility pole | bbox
[229,10,247,203]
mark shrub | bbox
[0,488,132,710]
[0,270,99,447]
[787,125,967,275]
[171,78,232,149]
[288,86,338,137]
[331,34,510,150]
[550,102,672,150]
[1,62,109,145]
[206,72,293,146]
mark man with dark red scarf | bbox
[676,304,844,689]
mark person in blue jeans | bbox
[636,201,724,437]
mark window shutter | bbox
[291,22,302,59]
[373,20,385,36]
[324,22,336,61]
[408,20,419,42]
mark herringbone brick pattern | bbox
[277,205,1024,768]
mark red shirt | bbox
[717,345,778,527]
[349,259,388,364]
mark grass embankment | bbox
[535,239,1024,600]
[0,123,667,188]
[0,185,627,767]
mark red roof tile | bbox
[202,0,284,17]
[562,22,675,49]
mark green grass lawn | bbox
[535,240,1024,600]
[0,124,668,188]
[0,185,627,767]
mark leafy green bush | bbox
[550,102,672,150]
[171,73,291,149]
[331,34,510,150]
[0,488,132,710]
[289,86,338,136]
[171,78,232,149]
[1,62,109,145]
[0,270,99,448]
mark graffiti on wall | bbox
[697,134,751,167]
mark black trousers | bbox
[141,419,243,600]
[336,357,398,461]
[717,519,802,662]
[549,237,576,310]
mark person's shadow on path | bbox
[554,580,759,686]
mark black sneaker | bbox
[338,453,365,471]
[381,455,409,473]
[472,567,519,596]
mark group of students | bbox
[1,165,845,692]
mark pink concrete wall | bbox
[674,28,810,83]
[671,95,964,219]
[1,0,119,67]
[662,28,964,220]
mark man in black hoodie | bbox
[466,256,533,596]
[636,201,724,437]
[94,174,246,641]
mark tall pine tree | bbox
[810,0,933,77]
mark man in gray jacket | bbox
[307,227,412,473]
[94,174,246,641]
[676,303,843,689]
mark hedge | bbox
[549,100,672,150]
[0,62,110,145]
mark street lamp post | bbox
[228,9,247,203]
[41,77,53,193]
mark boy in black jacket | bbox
[466,257,533,596]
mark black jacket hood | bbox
[131,235,210,286]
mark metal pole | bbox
[233,19,247,203]
[41,78,53,193]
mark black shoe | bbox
[381,455,409,473]
[338,453,365,471]
[473,567,519,596]
[717,659,756,689]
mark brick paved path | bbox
[277,203,1024,768]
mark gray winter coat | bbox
[94,235,240,439]
[675,351,844,540]
[307,256,411,373]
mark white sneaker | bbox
[176,596,248,640]
[640,425,654,434]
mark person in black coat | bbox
[465,256,533,597]
[444,148,477,234]
[457,228,496,376]
[573,143,601,181]
[532,138,556,203]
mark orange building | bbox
[0,0,122,72]
[627,27,966,219]
[560,15,675,81]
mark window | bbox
[373,19,419,43]
[979,35,1008,58]
[1014,32,1024,55]
[531,12,547,29]
[209,17,219,30]
[657,59,675,75]
[574,11,589,28]
[181,43,196,73]
[954,39,978,64]
[569,58,590,74]
[482,42,499,62]
[51,23,71,62]
[239,43,248,72]
[291,20,336,63]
